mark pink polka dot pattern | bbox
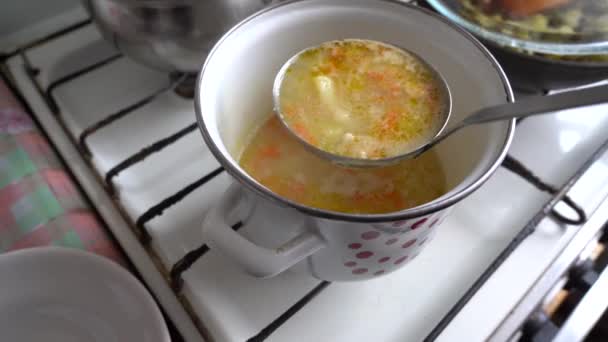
[394,256,408,265]
[352,268,368,274]
[378,257,390,263]
[392,220,407,227]
[339,211,450,278]
[401,239,417,249]
[348,243,362,250]
[411,218,428,230]
[356,251,374,259]
[361,231,380,240]
[385,238,398,245]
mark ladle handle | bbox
[420,84,608,157]
[463,84,608,126]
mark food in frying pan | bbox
[460,0,608,61]
[477,0,573,17]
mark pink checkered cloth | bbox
[0,78,127,266]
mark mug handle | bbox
[202,183,326,278]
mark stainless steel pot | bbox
[83,0,275,72]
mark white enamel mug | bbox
[195,0,514,281]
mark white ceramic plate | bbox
[0,247,170,342]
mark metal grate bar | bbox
[424,137,608,341]
[105,122,198,195]
[1,19,92,61]
[45,53,123,113]
[247,281,332,342]
[79,75,184,154]
[134,167,224,243]
[503,155,586,225]
[170,221,243,291]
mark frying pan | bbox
[420,0,608,92]
[485,42,608,93]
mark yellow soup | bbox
[239,116,447,214]
[278,39,446,160]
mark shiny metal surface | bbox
[272,38,453,167]
[83,0,275,72]
[489,192,608,341]
[421,83,608,158]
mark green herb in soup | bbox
[238,116,447,214]
[277,39,446,160]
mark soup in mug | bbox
[277,39,447,160]
[238,116,446,214]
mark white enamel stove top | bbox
[6,11,608,342]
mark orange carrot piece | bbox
[293,123,316,144]
[258,145,281,159]
[496,0,571,16]
[329,51,345,68]
[288,181,306,193]
[386,110,398,124]
[386,190,405,209]
[367,71,385,82]
[387,82,403,98]
[319,64,333,74]
[283,105,297,119]
[286,180,306,201]
[352,191,367,203]
[378,110,399,135]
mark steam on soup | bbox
[238,116,446,214]
[277,39,447,160]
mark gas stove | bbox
[3,3,608,342]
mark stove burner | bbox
[173,73,197,99]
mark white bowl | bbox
[0,247,170,342]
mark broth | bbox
[238,116,447,214]
[277,39,446,160]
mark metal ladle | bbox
[410,83,608,159]
[273,43,608,167]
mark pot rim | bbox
[195,0,515,223]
